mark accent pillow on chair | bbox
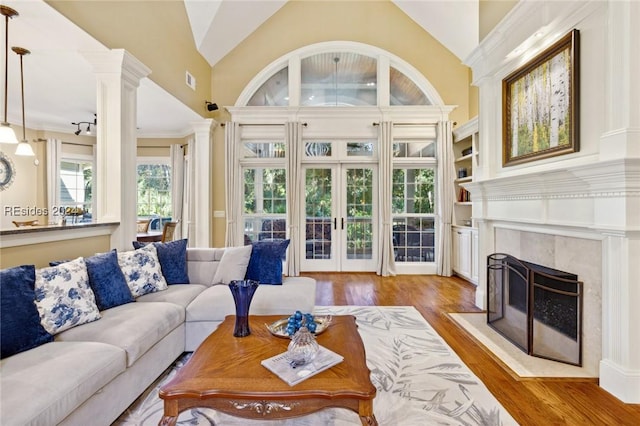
[84,249,134,310]
[246,239,290,285]
[118,244,168,297]
[211,245,253,285]
[34,257,102,335]
[0,265,54,359]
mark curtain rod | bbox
[220,122,308,127]
[60,141,94,147]
[58,142,185,149]
[372,122,456,126]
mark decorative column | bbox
[190,119,215,247]
[597,0,640,403]
[83,49,151,251]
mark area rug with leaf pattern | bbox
[114,306,518,425]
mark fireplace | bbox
[487,253,583,366]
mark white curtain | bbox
[285,122,303,276]
[170,144,185,240]
[377,122,396,277]
[46,138,62,224]
[224,122,241,246]
[436,121,454,276]
[184,138,196,245]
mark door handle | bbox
[341,218,345,230]
[334,218,337,230]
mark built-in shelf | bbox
[454,153,474,162]
[455,176,472,184]
[451,118,479,285]
[452,116,478,227]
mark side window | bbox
[243,167,287,244]
[392,167,436,262]
[59,159,93,223]
[137,161,172,230]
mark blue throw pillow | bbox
[85,250,134,310]
[245,239,290,285]
[155,239,190,284]
[132,239,189,284]
[1,265,54,359]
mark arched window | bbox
[237,41,443,107]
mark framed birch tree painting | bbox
[502,29,580,166]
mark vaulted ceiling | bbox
[185,0,479,67]
[1,0,478,139]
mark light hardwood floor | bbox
[305,272,640,426]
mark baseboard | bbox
[599,359,640,404]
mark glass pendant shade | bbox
[15,140,34,156]
[0,123,18,144]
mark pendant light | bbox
[13,46,34,156]
[0,5,18,144]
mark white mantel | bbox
[463,0,640,403]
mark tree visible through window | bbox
[137,164,172,218]
[392,168,436,262]
[243,167,287,242]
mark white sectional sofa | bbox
[0,247,316,426]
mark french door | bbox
[301,164,377,272]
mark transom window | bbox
[301,52,377,106]
[237,41,442,107]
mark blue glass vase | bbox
[228,280,259,337]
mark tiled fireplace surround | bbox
[467,158,638,403]
[492,227,602,377]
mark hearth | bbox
[487,253,583,366]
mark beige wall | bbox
[0,236,111,269]
[137,137,185,157]
[46,0,211,117]
[479,0,518,41]
[209,0,474,246]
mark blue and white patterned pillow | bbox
[34,257,101,335]
[117,244,168,297]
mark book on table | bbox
[261,345,344,386]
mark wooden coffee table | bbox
[159,314,377,425]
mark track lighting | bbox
[72,114,96,136]
[205,101,218,112]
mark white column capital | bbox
[190,118,216,135]
[82,49,151,86]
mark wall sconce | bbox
[205,101,218,112]
[0,5,18,144]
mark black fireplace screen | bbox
[487,253,583,366]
